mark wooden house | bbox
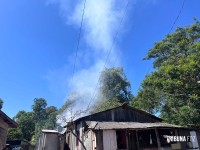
[0,110,18,150]
[38,129,62,150]
[64,103,200,150]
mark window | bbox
[116,130,127,149]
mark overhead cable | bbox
[168,0,186,34]
[87,0,130,108]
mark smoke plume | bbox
[47,0,129,121]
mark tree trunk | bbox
[70,130,87,150]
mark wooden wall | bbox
[38,133,60,150]
[76,106,160,124]
[0,118,8,150]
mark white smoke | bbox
[46,0,129,122]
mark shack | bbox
[0,110,18,150]
[37,129,68,150]
[65,103,200,150]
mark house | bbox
[38,130,61,150]
[0,110,18,150]
[64,103,200,150]
[38,128,70,150]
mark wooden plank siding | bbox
[74,105,162,125]
[0,111,17,150]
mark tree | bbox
[93,67,132,112]
[132,20,200,126]
[44,106,58,129]
[0,98,3,110]
[132,75,164,114]
[100,67,132,102]
[56,95,88,150]
[56,93,87,123]
[32,98,47,120]
[8,98,58,146]
[31,98,58,144]
[8,111,35,141]
[7,128,23,140]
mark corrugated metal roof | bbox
[86,121,183,130]
[42,129,59,134]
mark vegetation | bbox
[0,98,3,110]
[132,20,200,126]
[93,67,132,112]
[7,98,58,145]
[6,20,200,145]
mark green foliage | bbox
[92,99,122,113]
[7,111,35,141]
[32,98,47,120]
[0,98,3,110]
[32,98,58,143]
[44,106,58,129]
[100,67,131,102]
[7,128,23,140]
[93,67,132,112]
[15,111,35,141]
[57,99,75,114]
[133,20,200,126]
[8,98,58,145]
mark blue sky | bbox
[0,0,200,118]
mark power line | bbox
[141,0,187,78]
[69,0,87,89]
[87,0,130,108]
[168,0,186,34]
[112,1,130,68]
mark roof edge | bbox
[73,103,162,123]
[0,110,18,128]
